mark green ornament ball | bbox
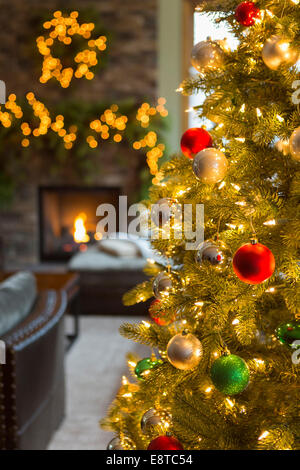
[134,357,163,380]
[210,354,250,395]
[276,321,300,349]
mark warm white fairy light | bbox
[258,431,270,440]
[195,301,204,307]
[128,360,137,367]
[231,183,241,191]
[263,219,276,226]
[205,387,212,393]
[265,10,274,18]
[226,223,237,229]
[235,201,247,206]
[254,358,265,366]
[226,398,234,408]
[218,181,226,189]
[175,188,186,197]
[232,318,240,325]
[142,321,151,328]
[176,87,183,93]
[240,104,246,113]
[266,287,276,293]
[256,108,262,117]
[276,114,284,122]
[122,376,128,385]
[123,392,132,398]
[235,137,245,143]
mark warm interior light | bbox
[73,212,90,243]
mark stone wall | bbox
[0,0,158,268]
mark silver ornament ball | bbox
[262,36,299,70]
[151,198,180,227]
[141,408,170,434]
[191,40,224,73]
[289,127,300,162]
[153,272,173,299]
[107,437,125,450]
[167,333,203,370]
[196,239,230,267]
[193,147,228,184]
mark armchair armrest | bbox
[0,289,67,449]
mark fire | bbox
[73,213,90,243]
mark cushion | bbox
[98,238,141,258]
[0,271,37,337]
[68,245,146,272]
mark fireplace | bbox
[39,186,121,261]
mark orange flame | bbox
[73,212,90,243]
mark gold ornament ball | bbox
[275,139,290,156]
[193,147,228,184]
[167,333,203,370]
[262,36,299,70]
[153,272,173,299]
[289,127,300,162]
[191,40,224,73]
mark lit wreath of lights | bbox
[36,10,107,88]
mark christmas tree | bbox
[102,1,300,450]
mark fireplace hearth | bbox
[39,186,121,261]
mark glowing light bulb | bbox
[258,431,270,440]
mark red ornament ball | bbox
[147,435,184,451]
[180,128,212,159]
[233,242,275,285]
[235,2,260,26]
[149,299,173,326]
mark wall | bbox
[0,0,158,268]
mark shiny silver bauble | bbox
[153,272,173,299]
[167,333,203,370]
[262,36,299,70]
[195,239,230,267]
[191,40,224,73]
[289,127,300,162]
[193,147,228,184]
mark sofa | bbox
[0,272,67,450]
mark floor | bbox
[48,315,147,450]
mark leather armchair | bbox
[0,289,67,450]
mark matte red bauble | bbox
[149,299,173,326]
[180,128,212,159]
[147,435,184,451]
[235,2,260,26]
[233,242,275,285]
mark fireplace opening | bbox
[39,186,121,261]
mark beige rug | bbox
[48,315,147,450]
